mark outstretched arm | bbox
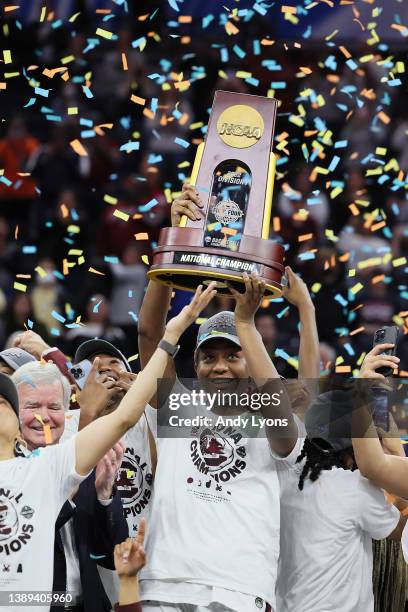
[75,284,217,475]
[282,267,319,379]
[352,344,408,497]
[138,184,204,391]
[228,273,297,456]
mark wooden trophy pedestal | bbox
[148,227,284,298]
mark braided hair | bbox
[296,437,356,491]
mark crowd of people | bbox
[0,13,407,388]
[0,193,407,612]
[0,5,407,611]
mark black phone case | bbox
[373,326,399,376]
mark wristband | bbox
[159,339,180,358]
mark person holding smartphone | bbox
[352,337,408,566]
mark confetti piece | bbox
[113,209,130,222]
[130,94,145,105]
[174,137,190,148]
[135,233,149,240]
[13,282,27,292]
[281,5,297,14]
[70,139,88,157]
[350,326,365,336]
[120,141,140,153]
[393,257,407,267]
[34,414,53,445]
[34,87,49,97]
[96,28,113,40]
[121,53,128,71]
[141,255,149,265]
[104,194,118,205]
[88,267,106,276]
[377,111,391,125]
[3,50,12,64]
[225,21,239,35]
[90,554,106,560]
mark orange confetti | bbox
[370,220,386,232]
[143,108,155,119]
[372,274,385,284]
[225,21,239,35]
[122,53,128,71]
[135,233,149,240]
[281,5,297,13]
[60,204,69,218]
[377,111,391,125]
[173,80,191,90]
[350,326,365,336]
[178,15,192,23]
[348,203,360,216]
[34,414,53,445]
[298,233,313,242]
[273,217,281,232]
[335,365,351,373]
[130,94,146,105]
[70,139,88,157]
[339,46,351,58]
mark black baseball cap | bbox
[0,348,36,372]
[0,372,19,419]
[196,311,241,350]
[74,339,131,372]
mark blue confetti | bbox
[24,98,36,108]
[52,310,66,324]
[34,87,49,97]
[139,198,158,212]
[174,137,189,148]
[120,141,140,152]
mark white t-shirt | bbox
[62,406,156,535]
[276,462,400,612]
[0,437,87,612]
[402,522,408,563]
[140,392,303,611]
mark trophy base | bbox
[147,266,282,298]
[148,227,285,299]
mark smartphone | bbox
[370,386,389,431]
[373,326,399,377]
[70,359,92,390]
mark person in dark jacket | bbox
[53,466,128,612]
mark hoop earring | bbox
[14,437,28,457]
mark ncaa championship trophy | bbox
[147,90,285,298]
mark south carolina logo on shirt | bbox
[188,425,247,495]
[0,494,34,557]
[116,448,153,532]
